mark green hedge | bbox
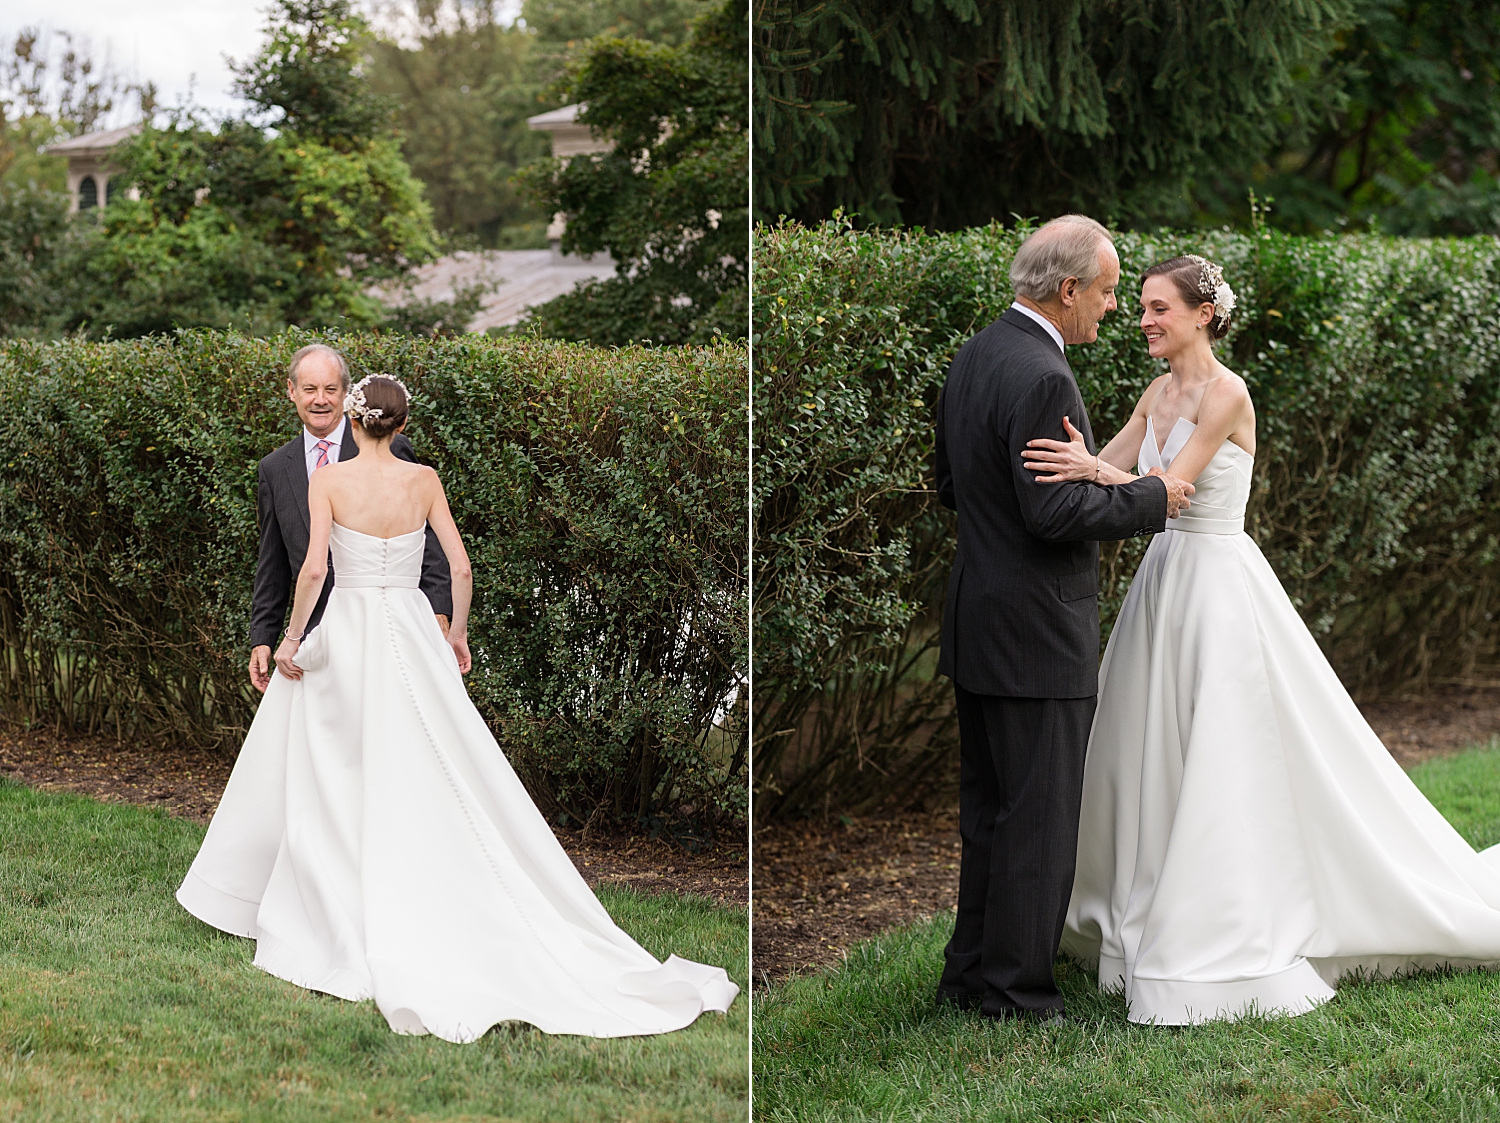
[753,217,1500,820]
[0,332,747,833]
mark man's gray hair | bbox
[287,343,350,391]
[1009,215,1115,302]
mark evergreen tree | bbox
[755,0,1353,229]
[1196,0,1500,235]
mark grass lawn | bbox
[754,743,1500,1122]
[0,779,748,1123]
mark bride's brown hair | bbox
[1142,256,1232,341]
[354,376,410,440]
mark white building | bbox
[47,113,617,333]
[44,124,143,213]
[525,102,613,249]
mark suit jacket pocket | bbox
[1057,570,1098,602]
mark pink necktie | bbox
[314,439,332,469]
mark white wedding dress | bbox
[1062,417,1500,1024]
[177,523,737,1043]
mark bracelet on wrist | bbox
[285,632,303,642]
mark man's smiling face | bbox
[287,353,345,439]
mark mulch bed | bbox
[8,684,1498,975]
[752,686,1500,985]
[0,724,746,909]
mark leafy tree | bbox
[0,182,85,335]
[63,0,441,337]
[522,0,715,48]
[362,0,717,247]
[0,29,159,337]
[1197,0,1500,235]
[755,0,1353,230]
[367,2,552,246]
[233,1,394,143]
[0,27,153,190]
[517,0,748,344]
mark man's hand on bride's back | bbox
[1145,468,1194,518]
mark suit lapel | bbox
[285,438,311,535]
[1000,308,1099,451]
[290,420,353,534]
[1000,307,1064,356]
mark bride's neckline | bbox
[333,521,425,542]
[1148,414,1194,455]
[1144,415,1253,469]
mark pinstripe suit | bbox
[249,423,452,652]
[934,308,1166,1017]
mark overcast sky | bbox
[1,1,272,120]
[3,1,530,124]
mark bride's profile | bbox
[176,374,738,1043]
[1022,255,1500,1025]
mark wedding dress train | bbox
[178,523,738,1043]
[1062,417,1500,1024]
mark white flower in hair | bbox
[1189,254,1237,326]
[342,385,382,421]
[342,373,412,423]
[1214,281,1237,320]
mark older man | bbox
[932,215,1193,1021]
[247,344,453,692]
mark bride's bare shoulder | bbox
[413,462,444,496]
[1209,368,1251,402]
[1203,369,1253,419]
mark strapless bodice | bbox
[1138,416,1253,535]
[330,522,425,588]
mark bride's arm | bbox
[1022,377,1163,485]
[274,472,335,680]
[423,469,474,674]
[1152,375,1252,484]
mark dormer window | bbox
[42,124,143,214]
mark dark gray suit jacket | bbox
[249,421,454,651]
[935,308,1168,698]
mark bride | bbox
[1021,255,1500,1025]
[177,374,737,1043]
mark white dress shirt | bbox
[1010,301,1066,355]
[302,417,347,479]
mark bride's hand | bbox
[449,631,472,675]
[1023,416,1097,482]
[274,636,304,681]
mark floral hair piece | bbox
[1188,254,1237,326]
[342,374,412,424]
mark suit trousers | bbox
[937,684,1095,1017]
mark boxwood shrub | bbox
[0,331,747,831]
[754,217,1500,820]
